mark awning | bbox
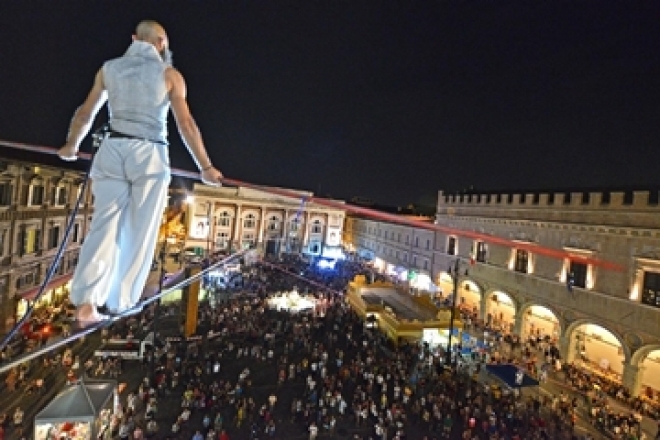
[20,274,73,301]
[486,364,540,388]
[35,380,116,424]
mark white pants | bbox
[70,138,171,312]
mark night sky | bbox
[0,1,659,207]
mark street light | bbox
[445,259,463,368]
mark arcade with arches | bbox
[436,273,482,311]
[484,290,516,333]
[457,279,482,315]
[567,322,626,380]
[631,346,660,404]
[520,304,561,342]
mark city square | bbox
[1,2,660,440]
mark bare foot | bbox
[74,304,108,326]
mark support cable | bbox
[0,138,624,271]
[0,128,106,352]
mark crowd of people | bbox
[81,256,601,439]
[1,253,658,439]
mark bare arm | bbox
[167,67,214,171]
[65,69,108,151]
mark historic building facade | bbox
[184,183,346,258]
[0,159,93,330]
[343,189,660,399]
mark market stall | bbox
[34,380,116,440]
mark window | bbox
[403,252,408,262]
[514,249,528,273]
[642,272,660,308]
[415,237,419,247]
[241,233,255,249]
[384,231,388,239]
[243,213,256,229]
[16,272,36,289]
[0,229,6,256]
[0,275,8,294]
[0,182,12,206]
[67,253,79,270]
[569,261,588,289]
[424,260,429,270]
[217,212,231,227]
[58,187,68,205]
[309,242,321,254]
[30,184,45,206]
[288,237,300,251]
[426,239,430,250]
[267,215,279,231]
[413,255,418,266]
[290,219,300,233]
[19,228,41,255]
[405,235,409,244]
[51,186,68,206]
[311,220,323,234]
[475,241,487,262]
[216,231,230,249]
[72,223,80,243]
[48,225,60,249]
[447,237,457,255]
[58,260,66,275]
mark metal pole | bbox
[446,259,460,368]
[150,241,167,385]
[206,202,212,258]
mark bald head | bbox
[133,20,172,65]
[135,20,166,43]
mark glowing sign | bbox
[317,259,337,270]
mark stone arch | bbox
[452,276,485,311]
[456,276,486,297]
[483,288,519,331]
[631,344,660,398]
[217,206,236,217]
[631,343,660,367]
[564,318,631,363]
[265,212,283,222]
[484,288,520,310]
[240,209,260,220]
[519,301,564,339]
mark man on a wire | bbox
[58,20,223,324]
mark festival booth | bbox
[34,379,116,440]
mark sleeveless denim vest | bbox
[103,41,170,144]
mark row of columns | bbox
[191,201,328,252]
[436,274,651,396]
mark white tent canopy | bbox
[35,380,116,425]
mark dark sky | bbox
[0,1,659,206]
